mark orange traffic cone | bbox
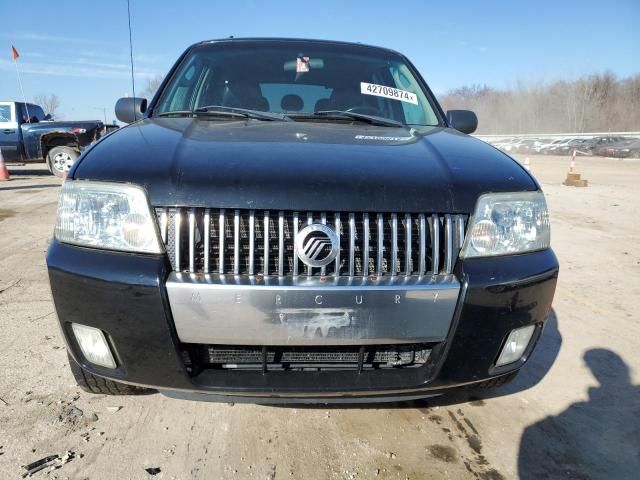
[0,148,10,181]
[563,149,588,187]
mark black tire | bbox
[47,146,79,178]
[68,354,148,395]
[474,371,519,389]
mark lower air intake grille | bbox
[186,344,433,372]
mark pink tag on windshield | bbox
[296,56,310,73]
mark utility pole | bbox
[93,107,107,124]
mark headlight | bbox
[54,181,162,254]
[460,191,550,258]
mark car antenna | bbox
[127,0,137,121]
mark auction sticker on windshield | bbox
[360,82,418,105]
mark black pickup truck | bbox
[47,38,558,404]
[0,101,106,177]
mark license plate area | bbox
[166,274,460,346]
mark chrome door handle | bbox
[2,129,15,134]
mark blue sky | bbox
[2,0,639,123]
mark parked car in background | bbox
[494,138,521,153]
[489,138,511,149]
[581,136,627,155]
[554,138,589,156]
[0,100,105,177]
[593,138,640,158]
[544,138,574,155]
[514,139,539,154]
[536,139,565,154]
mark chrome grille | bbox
[157,208,466,277]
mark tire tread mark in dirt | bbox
[446,409,506,480]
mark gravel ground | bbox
[0,155,638,480]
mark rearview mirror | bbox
[115,97,148,124]
[446,110,478,134]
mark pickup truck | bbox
[0,101,106,177]
[47,38,558,404]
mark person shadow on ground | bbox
[518,348,640,480]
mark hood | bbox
[73,118,536,213]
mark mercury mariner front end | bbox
[48,189,558,403]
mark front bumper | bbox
[47,241,558,402]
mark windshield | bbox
[154,41,440,126]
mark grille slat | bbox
[175,210,182,271]
[376,213,384,275]
[320,213,327,276]
[334,213,341,275]
[418,213,426,275]
[218,210,225,273]
[293,212,299,276]
[158,208,465,277]
[404,213,412,275]
[248,210,255,275]
[391,213,398,276]
[203,209,210,273]
[362,213,370,276]
[278,211,285,277]
[306,212,313,277]
[263,211,269,275]
[445,214,453,274]
[431,214,440,274]
[348,213,356,276]
[160,208,168,243]
[188,209,195,273]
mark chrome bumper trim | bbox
[166,273,461,346]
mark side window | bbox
[157,59,204,112]
[0,104,14,124]
[29,105,46,121]
[17,103,30,123]
[390,64,432,125]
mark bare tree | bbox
[439,72,640,134]
[33,93,60,119]
[142,74,164,99]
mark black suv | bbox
[47,38,558,403]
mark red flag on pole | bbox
[11,45,20,61]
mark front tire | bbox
[68,354,148,395]
[47,146,78,178]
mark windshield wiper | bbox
[157,110,195,117]
[194,105,290,121]
[288,110,405,128]
[157,106,289,121]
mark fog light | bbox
[495,325,536,367]
[71,323,116,369]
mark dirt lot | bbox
[0,155,638,480]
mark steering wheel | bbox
[345,105,382,116]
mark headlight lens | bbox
[54,181,162,253]
[461,191,550,258]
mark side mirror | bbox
[43,113,52,121]
[446,110,478,134]
[115,97,148,124]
